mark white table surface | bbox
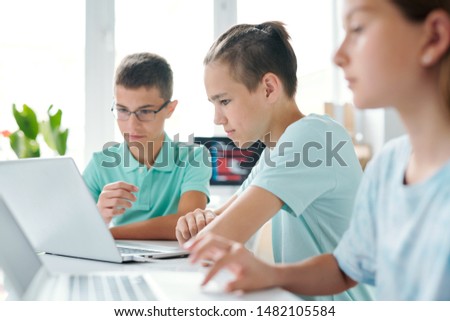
[23,240,298,301]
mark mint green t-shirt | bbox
[82,134,211,226]
[238,114,373,301]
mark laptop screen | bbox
[0,196,42,298]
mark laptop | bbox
[0,195,156,300]
[0,157,188,263]
[0,196,296,301]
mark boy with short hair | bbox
[83,52,211,240]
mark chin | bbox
[354,104,386,110]
[233,139,256,149]
[353,97,386,110]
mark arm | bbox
[275,254,357,296]
[110,190,207,240]
[200,185,283,243]
[186,234,357,295]
[215,194,238,215]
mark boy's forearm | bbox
[205,186,283,243]
[110,214,180,240]
[274,253,357,296]
[111,191,208,240]
[213,194,238,215]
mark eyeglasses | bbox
[111,100,170,122]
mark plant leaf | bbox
[12,104,39,140]
[55,128,69,155]
[47,105,62,129]
[40,120,56,151]
[9,131,40,158]
[40,107,68,155]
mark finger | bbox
[99,206,126,218]
[100,189,137,202]
[103,181,139,192]
[225,279,246,293]
[183,234,203,250]
[177,217,193,241]
[186,214,199,236]
[102,208,116,221]
[176,228,188,245]
[101,207,125,222]
[223,265,248,292]
[201,253,238,286]
[114,199,133,209]
[194,212,207,231]
[111,207,127,215]
[204,210,216,224]
[189,235,233,264]
[102,198,133,209]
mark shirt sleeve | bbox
[333,159,379,286]
[180,145,212,200]
[82,154,103,202]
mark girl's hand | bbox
[185,233,278,293]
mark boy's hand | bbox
[176,209,217,245]
[97,181,138,225]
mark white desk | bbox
[25,240,297,301]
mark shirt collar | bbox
[123,133,175,173]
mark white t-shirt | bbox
[335,135,450,300]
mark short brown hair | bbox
[204,21,298,98]
[114,52,173,100]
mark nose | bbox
[126,112,142,128]
[333,34,351,68]
[213,105,227,125]
[333,48,345,68]
[333,39,348,68]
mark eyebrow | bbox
[115,103,157,110]
[208,93,228,102]
[344,5,374,22]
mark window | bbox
[2,1,370,167]
[0,0,85,165]
[115,0,215,142]
[237,0,336,116]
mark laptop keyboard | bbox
[67,274,156,300]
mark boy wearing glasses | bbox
[83,52,211,240]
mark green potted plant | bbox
[4,104,69,158]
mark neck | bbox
[396,96,450,183]
[129,133,165,168]
[262,99,304,147]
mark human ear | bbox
[165,100,178,118]
[262,73,281,101]
[421,10,450,67]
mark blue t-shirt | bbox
[334,136,450,300]
[239,114,373,300]
[83,134,211,226]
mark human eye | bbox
[350,24,364,33]
[138,109,155,116]
[346,13,368,35]
[344,20,364,34]
[220,99,231,106]
[116,107,129,114]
